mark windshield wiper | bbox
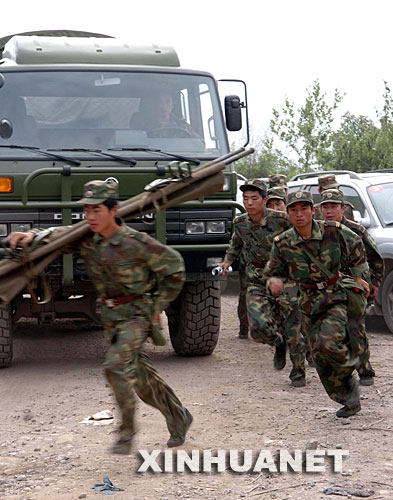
[48,148,137,166]
[109,147,200,165]
[0,145,81,166]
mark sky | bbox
[2,0,393,144]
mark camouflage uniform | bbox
[320,189,385,382]
[267,186,306,382]
[264,191,368,408]
[224,179,306,382]
[314,174,355,221]
[237,251,249,338]
[32,180,190,447]
[269,174,288,190]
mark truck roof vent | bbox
[1,34,180,67]
[0,30,113,58]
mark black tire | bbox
[382,270,393,333]
[0,303,13,368]
[167,280,221,356]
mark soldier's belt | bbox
[301,273,339,290]
[99,294,141,308]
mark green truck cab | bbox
[0,31,248,367]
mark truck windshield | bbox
[367,182,393,226]
[0,70,228,157]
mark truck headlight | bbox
[10,223,32,233]
[0,224,7,236]
[206,221,225,234]
[186,221,205,234]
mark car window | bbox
[339,185,366,217]
[367,182,393,225]
[309,186,321,203]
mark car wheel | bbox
[382,270,393,333]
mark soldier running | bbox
[220,179,306,386]
[320,189,384,386]
[264,190,369,417]
[266,187,307,387]
[7,179,193,454]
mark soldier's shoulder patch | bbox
[126,228,151,246]
[346,219,364,233]
[233,213,248,224]
[324,220,341,229]
[267,208,288,219]
[274,231,289,243]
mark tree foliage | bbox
[236,80,393,179]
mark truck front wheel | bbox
[0,303,13,368]
[166,280,221,356]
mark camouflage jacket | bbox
[263,220,368,315]
[340,216,384,287]
[224,208,290,282]
[32,222,185,321]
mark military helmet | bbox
[320,189,344,205]
[318,174,338,191]
[268,174,288,188]
[239,178,268,194]
[286,190,314,207]
[267,187,287,203]
[77,179,119,205]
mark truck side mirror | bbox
[224,95,242,131]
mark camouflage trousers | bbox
[237,262,249,336]
[302,303,359,406]
[347,317,375,378]
[246,283,306,381]
[103,315,187,440]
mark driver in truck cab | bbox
[129,92,191,134]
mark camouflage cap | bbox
[269,174,288,188]
[320,188,344,205]
[240,178,268,194]
[267,187,287,202]
[77,179,119,205]
[318,174,338,190]
[286,190,314,208]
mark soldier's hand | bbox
[7,231,35,249]
[267,277,284,296]
[217,262,231,275]
[355,276,370,298]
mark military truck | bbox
[0,30,248,367]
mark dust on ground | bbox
[0,284,393,500]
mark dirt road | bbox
[1,287,393,500]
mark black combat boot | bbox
[336,401,361,418]
[110,437,134,455]
[273,337,287,370]
[238,326,248,339]
[167,408,193,448]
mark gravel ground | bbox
[0,285,393,500]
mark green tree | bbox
[234,135,298,179]
[268,80,344,172]
[328,82,393,172]
[328,113,381,172]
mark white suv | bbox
[288,170,393,333]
